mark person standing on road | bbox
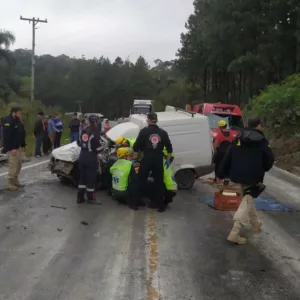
[133,112,173,212]
[104,119,110,134]
[47,115,56,149]
[69,113,80,143]
[77,115,103,205]
[34,111,46,158]
[43,116,51,155]
[3,107,25,190]
[53,114,63,148]
[213,120,233,181]
[217,117,275,245]
[16,112,30,162]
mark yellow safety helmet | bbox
[115,136,129,146]
[218,120,227,128]
[117,147,131,158]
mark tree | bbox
[0,30,15,67]
[177,0,300,106]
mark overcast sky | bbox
[3,0,194,64]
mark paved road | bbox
[0,161,300,300]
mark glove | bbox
[165,160,171,169]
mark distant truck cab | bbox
[186,103,244,140]
[131,99,155,115]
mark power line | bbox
[20,16,48,102]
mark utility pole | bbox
[20,16,48,102]
[75,101,83,114]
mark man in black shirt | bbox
[133,113,173,212]
[218,117,274,245]
[69,113,80,142]
[3,107,24,190]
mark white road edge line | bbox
[0,160,49,177]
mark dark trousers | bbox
[54,131,62,149]
[71,132,79,143]
[214,150,226,179]
[43,135,51,155]
[35,135,43,156]
[77,158,98,201]
[138,155,164,209]
[112,189,129,204]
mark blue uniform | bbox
[77,126,103,203]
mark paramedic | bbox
[110,147,139,209]
[217,116,274,245]
[77,114,103,205]
[133,112,173,212]
[213,120,233,180]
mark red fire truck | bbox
[186,103,245,140]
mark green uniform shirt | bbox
[110,159,132,191]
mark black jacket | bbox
[218,129,274,185]
[2,114,21,152]
[17,119,26,147]
[34,119,45,137]
[69,118,81,133]
[133,124,173,157]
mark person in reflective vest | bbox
[115,136,136,148]
[213,120,233,181]
[110,147,139,209]
[163,158,177,205]
[77,115,103,205]
[163,147,175,163]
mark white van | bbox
[107,106,213,189]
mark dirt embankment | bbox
[269,131,300,177]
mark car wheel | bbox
[175,169,196,190]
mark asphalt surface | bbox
[0,160,300,300]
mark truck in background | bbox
[131,99,155,115]
[186,102,245,140]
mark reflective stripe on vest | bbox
[162,147,175,159]
[127,138,136,148]
[110,159,132,191]
[163,159,177,191]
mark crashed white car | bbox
[49,106,214,189]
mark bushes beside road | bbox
[244,74,300,174]
[245,74,300,134]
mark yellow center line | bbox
[146,209,161,300]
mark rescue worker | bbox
[110,147,139,208]
[133,112,173,212]
[217,117,274,245]
[213,120,233,181]
[115,137,136,149]
[163,157,177,205]
[3,107,24,190]
[77,114,103,205]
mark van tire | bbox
[175,169,195,190]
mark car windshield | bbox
[206,113,244,130]
[132,106,151,114]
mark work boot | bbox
[252,220,262,233]
[227,221,247,245]
[6,179,18,191]
[14,179,25,188]
[77,193,86,204]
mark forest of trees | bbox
[1,0,300,127]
